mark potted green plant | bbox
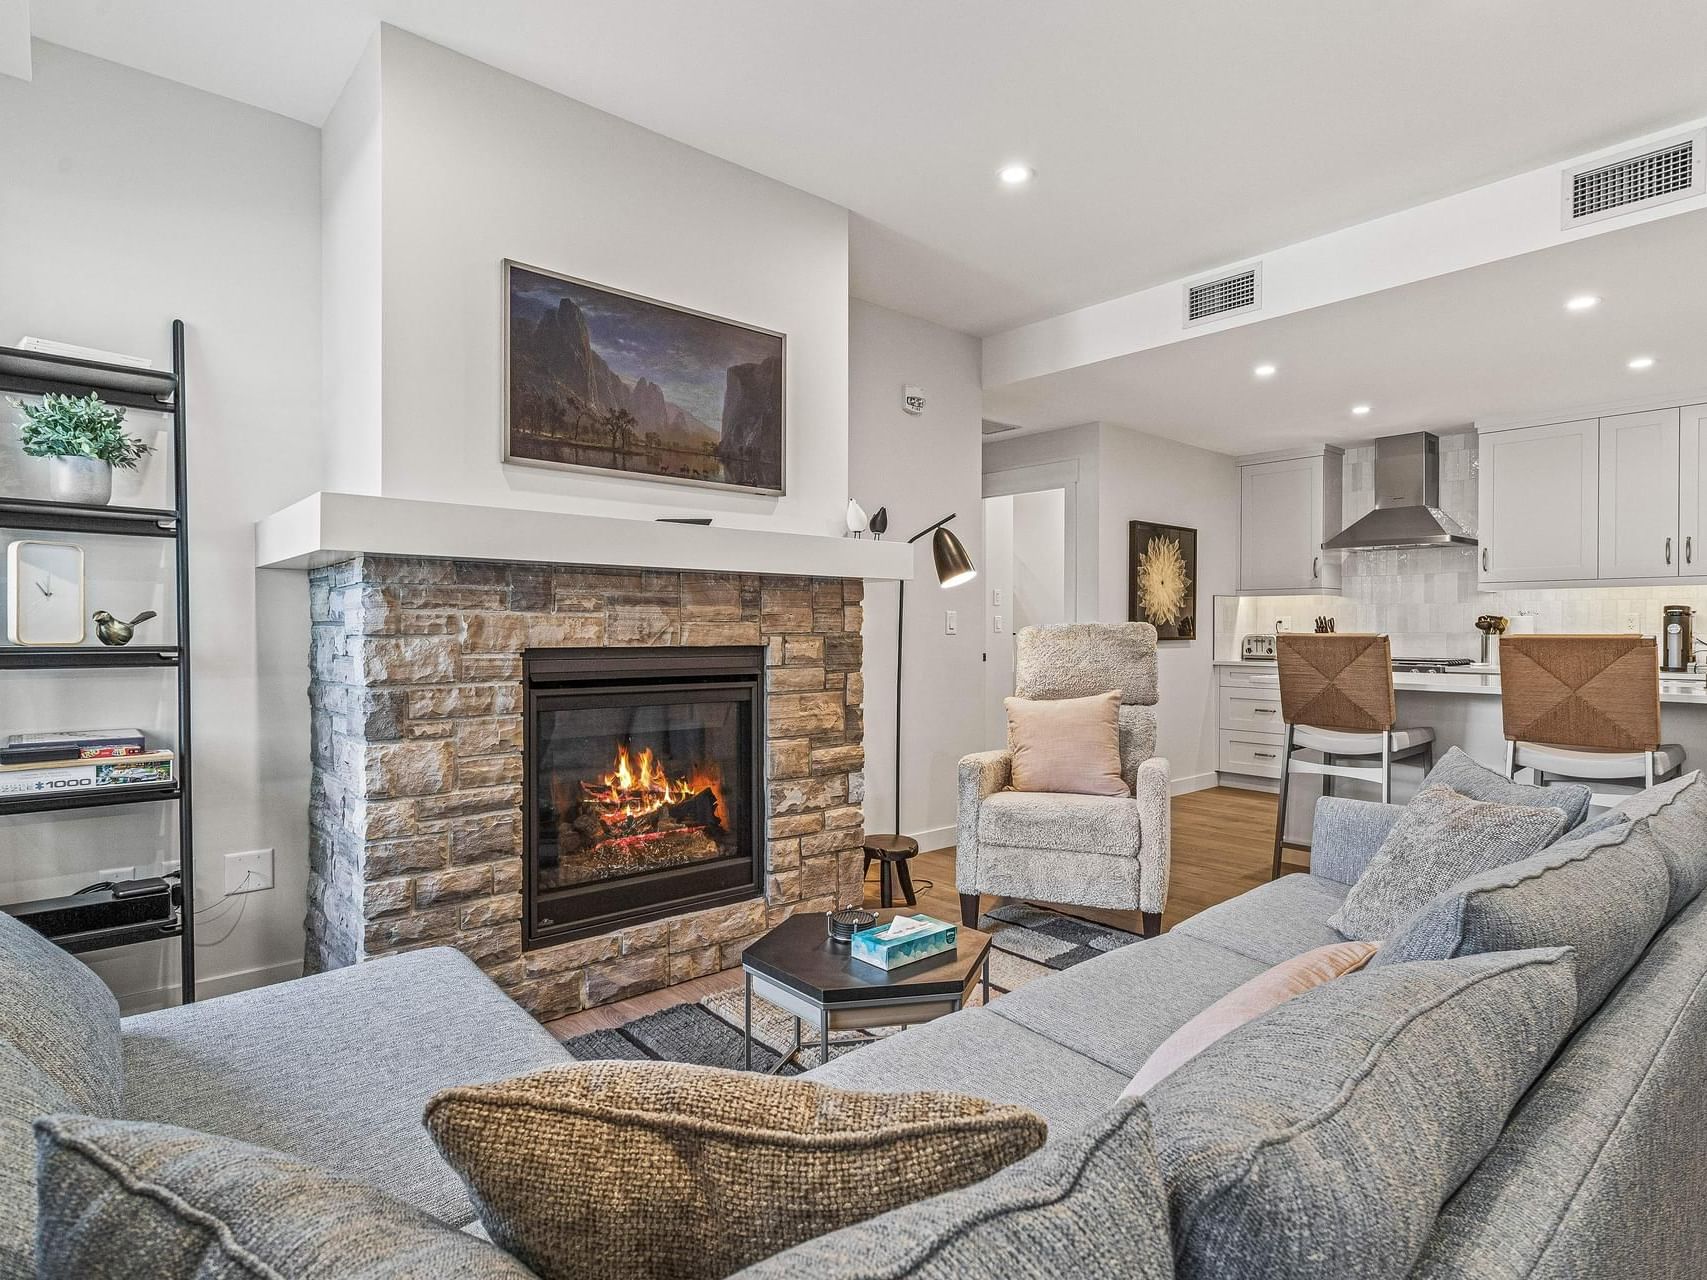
[11,392,153,507]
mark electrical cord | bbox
[195,870,260,947]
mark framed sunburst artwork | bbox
[1128,521,1197,642]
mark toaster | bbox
[1241,633,1277,661]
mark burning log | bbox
[667,787,723,836]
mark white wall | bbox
[984,422,1238,791]
[332,27,851,533]
[981,495,1016,750]
[0,43,321,1006]
[849,300,984,851]
[319,35,382,495]
[1095,424,1238,792]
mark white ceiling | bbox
[983,210,1707,454]
[27,0,1707,335]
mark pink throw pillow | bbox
[1005,692,1128,796]
[1122,941,1379,1097]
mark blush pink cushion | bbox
[1004,692,1129,796]
[1121,941,1379,1097]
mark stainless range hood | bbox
[1323,432,1477,551]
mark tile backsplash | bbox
[1216,431,1707,661]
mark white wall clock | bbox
[7,541,86,646]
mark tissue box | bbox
[850,914,957,970]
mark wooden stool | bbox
[862,834,920,908]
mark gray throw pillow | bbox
[1572,771,1707,920]
[1145,947,1579,1280]
[34,1115,537,1279]
[0,911,121,1114]
[1423,745,1591,830]
[730,1096,1172,1279]
[1330,785,1567,941]
[1371,821,1670,1026]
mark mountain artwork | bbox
[504,261,785,494]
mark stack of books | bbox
[0,729,173,799]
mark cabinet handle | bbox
[1311,555,1319,580]
[1254,707,1276,715]
[1666,537,1673,566]
[1689,536,1694,565]
[1253,751,1277,760]
[1482,547,1490,573]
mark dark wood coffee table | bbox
[741,911,993,1072]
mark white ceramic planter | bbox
[48,457,113,507]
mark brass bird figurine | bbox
[92,610,157,647]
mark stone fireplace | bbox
[305,554,866,1021]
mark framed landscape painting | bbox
[1128,520,1197,641]
[504,260,785,494]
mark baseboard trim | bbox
[905,824,956,854]
[116,959,304,1015]
[1170,771,1219,796]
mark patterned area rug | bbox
[560,905,1144,1071]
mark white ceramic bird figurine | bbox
[845,498,869,537]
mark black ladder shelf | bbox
[0,324,196,999]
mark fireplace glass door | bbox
[524,648,764,946]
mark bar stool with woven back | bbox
[1271,633,1436,880]
[1498,634,1685,806]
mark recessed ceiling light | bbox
[1628,355,1656,371]
[997,163,1034,186]
[1351,404,1372,416]
[1565,294,1601,312]
[1253,363,1277,379]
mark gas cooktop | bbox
[1391,657,1475,673]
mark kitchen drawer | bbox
[1220,686,1283,733]
[1219,730,1285,779]
[1219,664,1280,689]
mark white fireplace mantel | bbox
[254,492,916,580]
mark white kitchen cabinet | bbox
[1599,408,1680,579]
[1679,404,1707,578]
[1477,419,1599,584]
[1237,446,1343,594]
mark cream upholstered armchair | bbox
[956,622,1170,936]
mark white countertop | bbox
[254,492,916,579]
[1214,658,1707,704]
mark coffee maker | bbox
[1662,604,1694,672]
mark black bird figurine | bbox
[868,506,889,538]
[92,610,157,647]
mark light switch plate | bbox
[224,848,274,895]
[992,614,1004,634]
[945,610,958,636]
[991,588,1002,606]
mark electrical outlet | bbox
[98,866,137,885]
[1274,616,1291,633]
[1624,612,1641,632]
[945,610,959,636]
[991,588,1003,607]
[224,848,274,896]
[992,614,1004,634]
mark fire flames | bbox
[579,743,726,834]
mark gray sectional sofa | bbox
[5,777,1707,1277]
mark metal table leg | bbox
[982,953,991,1005]
[819,1005,832,1069]
[743,972,753,1071]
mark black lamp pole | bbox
[863,512,976,910]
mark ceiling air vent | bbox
[1183,264,1262,327]
[981,419,1021,436]
[1563,131,1706,227]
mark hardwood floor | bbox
[545,785,1295,1039]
